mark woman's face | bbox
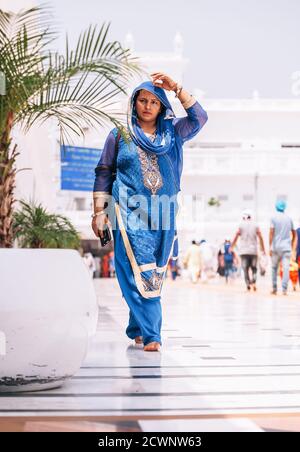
[135,89,162,123]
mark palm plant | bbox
[0,5,140,247]
[13,199,81,249]
[208,197,221,207]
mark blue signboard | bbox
[60,145,102,191]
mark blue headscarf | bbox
[275,200,286,212]
[127,81,176,155]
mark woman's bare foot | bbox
[144,341,160,352]
[134,336,143,344]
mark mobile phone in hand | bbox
[99,227,112,247]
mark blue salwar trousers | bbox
[112,223,162,346]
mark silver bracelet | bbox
[174,83,183,98]
[91,211,106,218]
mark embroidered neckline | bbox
[137,147,163,195]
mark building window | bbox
[192,194,204,222]
[218,195,228,202]
[243,194,254,201]
[74,198,86,211]
[281,144,300,148]
[277,195,287,202]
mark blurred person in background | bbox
[183,240,203,284]
[296,224,300,287]
[230,210,266,292]
[221,239,236,284]
[199,239,216,282]
[269,200,296,295]
[83,252,96,279]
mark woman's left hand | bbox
[151,72,177,92]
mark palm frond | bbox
[0,5,58,130]
[15,24,141,140]
[13,199,81,249]
[0,5,56,48]
[1,5,143,143]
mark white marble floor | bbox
[1,276,300,431]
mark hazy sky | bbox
[45,0,300,98]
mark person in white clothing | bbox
[199,239,216,281]
[83,252,96,279]
[183,240,203,284]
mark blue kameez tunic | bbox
[93,91,208,345]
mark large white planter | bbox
[0,249,98,392]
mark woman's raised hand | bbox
[151,72,178,92]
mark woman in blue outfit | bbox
[92,72,208,351]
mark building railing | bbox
[182,147,300,175]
